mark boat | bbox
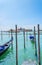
[0,36,13,56]
[29,35,34,43]
[29,35,34,40]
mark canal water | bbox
[0,32,42,65]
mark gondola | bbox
[29,35,34,43]
[0,36,13,56]
[29,35,34,40]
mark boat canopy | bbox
[29,36,34,39]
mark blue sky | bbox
[0,0,42,30]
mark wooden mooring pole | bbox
[23,29,25,49]
[26,32,28,41]
[38,24,41,65]
[34,26,37,56]
[11,29,12,39]
[11,29,13,49]
[1,30,3,40]
[8,31,10,37]
[15,25,18,65]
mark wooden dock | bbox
[22,59,38,65]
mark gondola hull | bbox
[0,37,13,56]
[0,46,9,56]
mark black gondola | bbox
[0,36,13,56]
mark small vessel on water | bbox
[0,36,13,56]
[29,35,34,43]
[30,35,34,40]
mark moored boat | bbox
[0,36,13,56]
[29,35,34,43]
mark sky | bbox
[0,0,42,30]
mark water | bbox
[0,32,42,65]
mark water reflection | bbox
[30,40,34,44]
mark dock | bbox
[22,59,37,65]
